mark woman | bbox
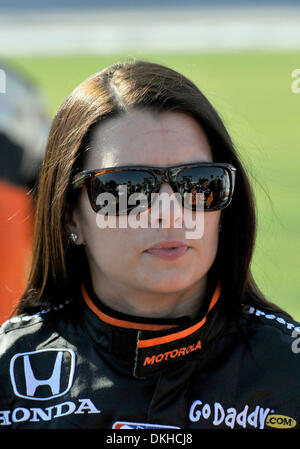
[0,60,299,430]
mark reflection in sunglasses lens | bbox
[91,167,231,214]
[176,167,231,210]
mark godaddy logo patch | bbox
[189,400,270,429]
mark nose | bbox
[147,182,183,229]
[158,181,177,197]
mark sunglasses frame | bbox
[72,162,237,214]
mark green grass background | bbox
[6,51,300,319]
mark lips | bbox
[145,240,189,260]
[147,240,188,250]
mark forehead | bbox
[84,109,213,170]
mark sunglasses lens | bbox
[90,170,156,215]
[176,166,232,210]
[87,165,234,215]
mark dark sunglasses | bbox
[72,162,237,215]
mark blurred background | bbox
[0,0,299,323]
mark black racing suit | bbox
[0,276,300,430]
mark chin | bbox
[143,276,192,293]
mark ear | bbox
[64,201,85,246]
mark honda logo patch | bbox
[10,348,75,401]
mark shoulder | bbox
[0,298,74,357]
[0,298,81,416]
[240,305,300,378]
[244,305,300,339]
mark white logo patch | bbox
[10,348,75,401]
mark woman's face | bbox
[69,109,221,316]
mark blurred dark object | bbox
[0,60,49,323]
[0,133,23,185]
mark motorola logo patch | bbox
[10,348,75,401]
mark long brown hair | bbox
[15,59,286,321]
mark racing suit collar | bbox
[81,272,222,378]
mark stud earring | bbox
[69,232,79,243]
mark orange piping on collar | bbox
[137,281,221,348]
[81,284,178,331]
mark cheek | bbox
[198,212,220,254]
[183,212,220,280]
[88,231,123,265]
[81,212,139,275]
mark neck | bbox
[87,264,209,320]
